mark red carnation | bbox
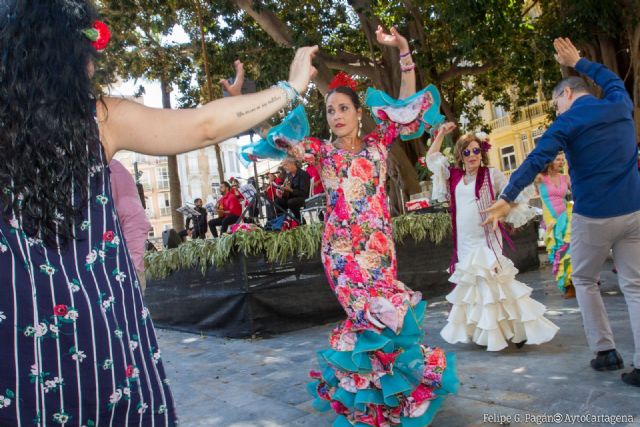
[91,21,111,51]
[54,304,68,317]
[328,71,357,92]
[103,230,114,242]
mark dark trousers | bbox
[192,226,207,239]
[275,197,305,221]
[208,215,239,237]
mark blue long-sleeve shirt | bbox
[501,58,640,218]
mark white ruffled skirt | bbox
[440,247,559,351]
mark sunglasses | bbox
[463,147,482,157]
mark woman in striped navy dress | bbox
[0,1,317,425]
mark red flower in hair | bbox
[83,21,111,51]
[328,71,357,92]
[480,141,492,152]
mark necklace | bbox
[339,138,361,152]
[463,169,477,184]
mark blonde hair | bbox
[453,133,490,169]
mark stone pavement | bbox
[155,261,640,427]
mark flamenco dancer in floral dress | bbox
[239,27,459,426]
[427,125,559,351]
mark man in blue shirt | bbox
[485,38,640,387]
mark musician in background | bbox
[262,172,280,219]
[305,162,324,195]
[275,157,310,221]
[208,181,242,237]
[229,176,244,202]
[185,198,208,239]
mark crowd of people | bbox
[1,1,639,426]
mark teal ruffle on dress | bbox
[365,85,445,141]
[308,302,459,426]
[238,105,309,166]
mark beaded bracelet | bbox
[401,63,416,72]
[399,56,414,67]
[273,80,308,109]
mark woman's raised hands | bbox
[375,25,409,53]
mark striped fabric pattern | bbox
[0,143,176,426]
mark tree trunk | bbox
[215,145,225,183]
[161,79,184,232]
[194,0,226,183]
[598,36,620,76]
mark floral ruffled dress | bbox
[276,86,459,426]
[538,175,572,294]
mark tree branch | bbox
[521,0,540,18]
[437,62,494,81]
[233,0,294,47]
[318,52,379,82]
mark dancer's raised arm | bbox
[98,46,318,160]
[375,26,415,99]
[427,122,457,157]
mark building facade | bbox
[482,101,551,177]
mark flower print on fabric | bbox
[277,89,458,426]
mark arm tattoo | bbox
[235,94,283,118]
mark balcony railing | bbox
[489,101,550,131]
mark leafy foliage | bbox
[144,212,451,280]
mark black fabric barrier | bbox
[145,220,540,338]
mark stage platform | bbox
[145,222,540,338]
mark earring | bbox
[358,118,362,138]
[329,129,333,143]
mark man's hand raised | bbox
[553,37,581,68]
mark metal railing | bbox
[489,101,550,131]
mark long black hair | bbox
[0,0,104,246]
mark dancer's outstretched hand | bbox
[438,122,457,137]
[287,46,319,94]
[481,199,512,232]
[220,60,244,96]
[553,37,581,68]
[375,25,409,52]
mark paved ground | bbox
[156,260,640,427]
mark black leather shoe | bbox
[515,340,527,349]
[590,350,624,371]
[621,369,640,387]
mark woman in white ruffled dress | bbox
[426,123,559,351]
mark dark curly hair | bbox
[0,0,104,246]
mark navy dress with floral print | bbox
[0,143,176,425]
